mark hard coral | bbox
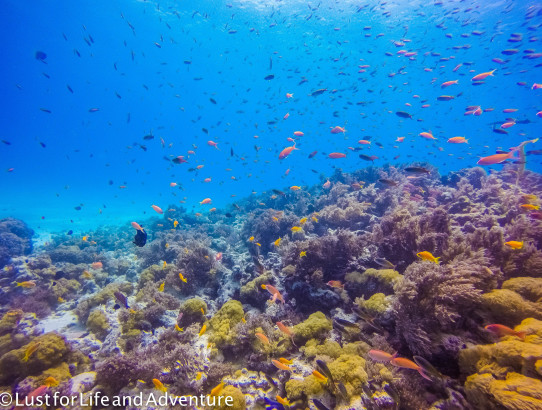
[215,385,246,410]
[178,297,207,327]
[0,218,33,268]
[209,300,245,350]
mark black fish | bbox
[396,111,412,118]
[133,228,147,247]
[335,318,357,327]
[337,382,348,399]
[224,213,233,218]
[210,98,217,104]
[359,154,374,161]
[272,189,285,196]
[405,166,430,174]
[264,74,274,80]
[67,230,73,235]
[35,51,47,61]
[143,133,154,140]
[316,360,335,384]
[308,150,318,158]
[312,399,331,410]
[310,88,327,96]
[527,150,542,155]
[114,291,129,309]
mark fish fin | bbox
[516,331,526,341]
[418,368,433,381]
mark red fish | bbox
[207,140,219,149]
[477,150,516,165]
[330,126,346,134]
[151,204,164,214]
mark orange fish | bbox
[447,137,468,144]
[328,152,346,159]
[501,121,516,129]
[279,143,298,160]
[196,164,204,169]
[441,80,458,88]
[215,252,223,261]
[151,204,164,214]
[271,359,291,371]
[204,178,211,183]
[396,137,405,142]
[255,332,270,345]
[262,284,284,304]
[276,321,293,338]
[327,280,344,289]
[419,131,436,140]
[323,180,331,189]
[91,261,103,269]
[286,93,293,98]
[485,324,526,340]
[283,113,289,119]
[169,182,177,187]
[200,198,212,205]
[207,140,219,149]
[477,150,516,165]
[368,349,394,362]
[358,140,371,145]
[293,131,304,137]
[471,69,496,81]
[391,357,431,380]
[131,221,143,231]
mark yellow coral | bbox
[302,339,342,359]
[86,310,110,341]
[356,293,391,315]
[213,385,246,410]
[327,354,368,398]
[502,277,542,303]
[481,289,542,324]
[209,300,245,349]
[285,375,323,400]
[292,312,332,344]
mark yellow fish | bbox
[291,226,302,232]
[179,273,187,283]
[158,282,165,292]
[300,251,307,258]
[312,216,318,223]
[249,236,255,242]
[520,204,539,211]
[200,308,205,314]
[272,216,279,222]
[276,396,291,406]
[165,243,169,248]
[210,382,224,396]
[312,370,328,383]
[199,324,207,337]
[82,236,88,241]
[80,270,93,280]
[152,378,167,393]
[16,281,36,288]
[163,261,167,268]
[256,242,261,247]
[44,376,59,387]
[242,317,246,323]
[416,251,440,264]
[290,186,301,191]
[505,241,523,249]
[175,323,184,332]
[23,342,40,362]
[274,237,282,247]
[299,217,308,224]
[173,220,179,228]
[57,296,65,303]
[196,372,203,380]
[279,357,293,365]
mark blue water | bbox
[1,0,541,237]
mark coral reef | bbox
[0,218,34,268]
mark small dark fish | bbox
[1,140,11,145]
[405,166,430,174]
[375,257,395,269]
[143,133,154,140]
[493,128,508,135]
[437,95,454,101]
[184,60,192,64]
[308,150,318,158]
[67,85,74,93]
[40,108,52,113]
[67,230,73,235]
[74,206,82,211]
[210,98,217,104]
[378,179,397,187]
[316,360,335,384]
[310,88,327,96]
[39,142,46,148]
[133,228,147,247]
[114,291,129,309]
[337,382,348,399]
[264,74,275,80]
[502,49,519,55]
[527,150,542,155]
[396,111,412,118]
[224,213,233,218]
[88,108,99,113]
[35,51,47,61]
[113,304,121,310]
[359,154,375,161]
[272,189,285,196]
[233,203,241,211]
[312,399,331,410]
[202,128,209,134]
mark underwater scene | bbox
[1,0,542,409]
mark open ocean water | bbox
[0,0,541,409]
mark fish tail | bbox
[434,257,441,264]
